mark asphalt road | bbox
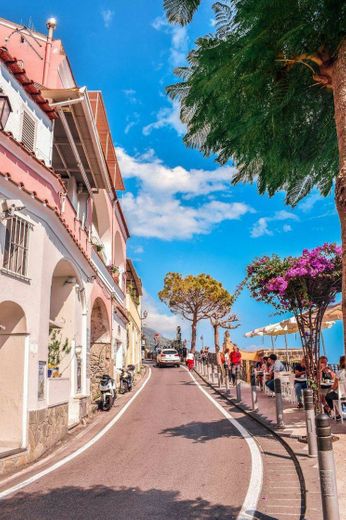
[0,365,253,519]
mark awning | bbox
[41,87,112,192]
[245,302,341,338]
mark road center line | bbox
[186,368,263,520]
[0,367,152,501]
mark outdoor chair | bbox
[278,372,292,401]
[333,386,346,424]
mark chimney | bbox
[42,17,57,86]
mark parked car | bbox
[157,348,180,368]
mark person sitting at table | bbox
[319,356,336,415]
[294,357,307,409]
[265,354,285,392]
[255,355,268,389]
[325,355,346,421]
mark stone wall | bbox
[28,403,68,460]
[0,402,68,476]
[90,343,113,401]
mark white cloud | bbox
[299,192,322,213]
[251,211,298,238]
[101,9,114,28]
[146,17,188,136]
[121,193,251,240]
[124,112,140,135]
[143,290,185,337]
[152,16,188,67]
[123,89,139,104]
[251,217,273,238]
[117,147,254,240]
[134,245,144,254]
[117,147,235,197]
[143,100,186,136]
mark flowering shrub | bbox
[246,243,342,409]
[247,244,341,313]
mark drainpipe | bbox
[42,17,57,86]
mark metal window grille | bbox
[21,111,36,151]
[3,216,30,277]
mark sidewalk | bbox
[0,365,148,481]
[195,364,346,519]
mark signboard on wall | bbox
[38,361,46,400]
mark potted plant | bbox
[108,264,120,282]
[48,329,71,377]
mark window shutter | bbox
[21,111,36,151]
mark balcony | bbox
[91,249,125,305]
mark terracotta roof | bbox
[0,47,58,120]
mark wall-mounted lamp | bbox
[0,90,12,130]
[75,345,83,358]
[141,310,148,321]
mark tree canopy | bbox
[159,272,232,350]
[167,0,346,205]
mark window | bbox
[21,111,36,151]
[3,216,31,277]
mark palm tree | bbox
[166,1,346,354]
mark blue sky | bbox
[3,1,343,361]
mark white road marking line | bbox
[0,368,152,500]
[186,368,263,520]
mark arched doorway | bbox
[0,301,27,453]
[49,259,85,425]
[90,298,111,400]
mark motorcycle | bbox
[119,365,135,394]
[99,374,116,411]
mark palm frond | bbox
[163,0,201,25]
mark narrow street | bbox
[0,365,253,520]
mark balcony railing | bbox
[91,249,125,305]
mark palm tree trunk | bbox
[333,38,346,356]
[191,315,197,353]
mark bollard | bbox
[274,377,284,428]
[217,367,222,388]
[303,389,317,458]
[225,371,230,393]
[251,372,258,411]
[315,414,340,520]
[236,379,242,401]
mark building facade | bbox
[125,259,143,371]
[0,18,140,473]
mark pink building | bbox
[0,17,136,472]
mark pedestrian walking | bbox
[186,351,195,371]
[230,345,242,385]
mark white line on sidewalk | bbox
[186,368,263,520]
[0,368,152,500]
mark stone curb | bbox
[193,368,309,519]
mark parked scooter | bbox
[119,365,135,394]
[99,374,116,411]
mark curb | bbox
[194,368,307,520]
